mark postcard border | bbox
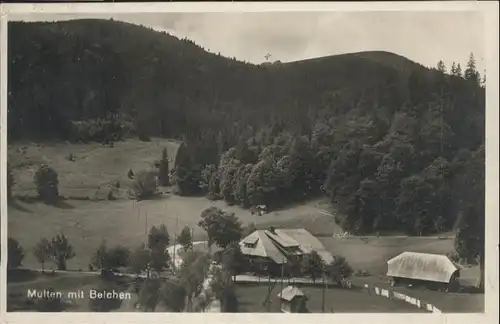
[0,2,498,324]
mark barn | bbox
[386,252,461,292]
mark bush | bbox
[175,165,203,196]
[34,164,59,202]
[139,134,151,142]
[70,114,133,143]
[446,251,461,264]
[354,269,371,277]
[107,188,117,201]
[8,237,24,270]
[130,170,158,200]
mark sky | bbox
[9,11,486,72]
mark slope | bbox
[8,19,426,141]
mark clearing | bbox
[9,138,182,200]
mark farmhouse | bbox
[239,227,334,276]
[386,252,461,291]
[277,286,308,313]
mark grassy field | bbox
[320,236,456,277]
[349,275,484,313]
[236,282,425,313]
[9,138,182,200]
[8,194,340,270]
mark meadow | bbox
[8,138,183,200]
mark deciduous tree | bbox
[326,254,353,284]
[221,242,246,280]
[34,164,59,202]
[50,233,75,271]
[148,224,170,252]
[198,207,242,248]
[177,226,193,251]
[159,278,186,312]
[8,237,24,270]
[300,251,324,283]
[33,237,51,273]
[129,245,151,277]
[130,170,158,200]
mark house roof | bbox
[277,229,334,264]
[240,228,333,265]
[239,230,287,264]
[265,230,299,248]
[387,251,459,283]
[277,286,306,301]
[242,234,259,245]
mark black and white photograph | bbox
[1,1,497,317]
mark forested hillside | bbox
[8,19,485,241]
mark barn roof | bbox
[387,251,459,283]
[277,286,306,301]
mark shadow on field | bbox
[8,200,32,213]
[456,285,484,294]
[8,269,42,283]
[136,192,172,202]
[15,195,75,209]
[15,195,39,204]
[45,199,75,210]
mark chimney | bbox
[269,226,276,234]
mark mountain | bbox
[8,19,425,141]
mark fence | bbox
[363,283,442,313]
[233,275,444,313]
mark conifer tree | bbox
[464,52,480,85]
[455,63,463,78]
[158,148,170,186]
[451,62,457,75]
[436,60,446,74]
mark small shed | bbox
[277,286,307,313]
[387,251,461,291]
